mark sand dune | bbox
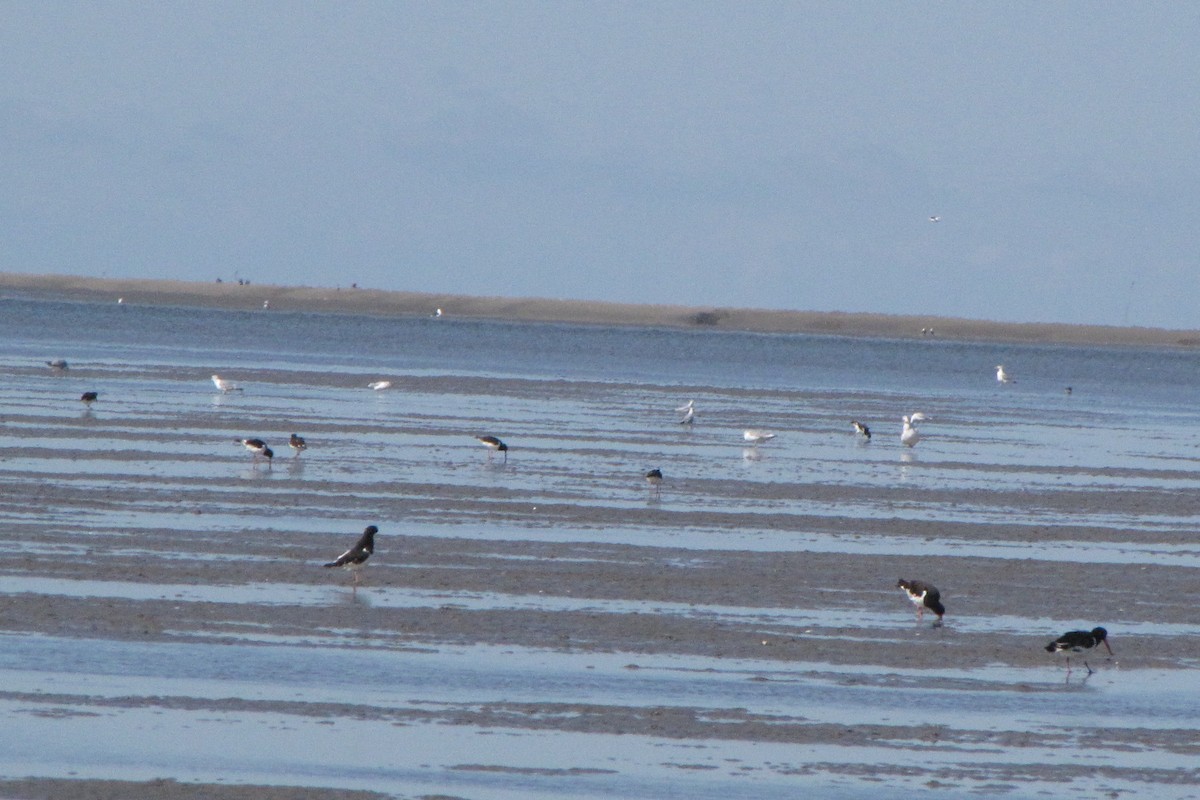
[2,271,1196,347]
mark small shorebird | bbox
[901,413,927,448]
[433,308,443,318]
[645,468,663,496]
[368,380,392,391]
[743,429,776,445]
[851,420,871,440]
[1045,627,1113,675]
[676,400,695,425]
[236,438,274,467]
[212,375,242,393]
[262,300,270,309]
[324,525,378,587]
[80,391,99,405]
[289,433,307,456]
[46,359,68,370]
[476,435,508,462]
[897,579,945,623]
[995,364,1012,384]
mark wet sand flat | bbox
[1,295,1200,797]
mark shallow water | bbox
[2,297,1200,797]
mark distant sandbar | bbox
[2,271,1196,348]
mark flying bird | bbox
[368,380,392,391]
[1045,627,1113,675]
[929,215,941,223]
[851,420,871,440]
[901,413,927,448]
[236,438,274,467]
[289,433,307,456]
[676,400,696,425]
[80,391,98,405]
[212,375,242,393]
[645,468,663,496]
[743,429,776,445]
[476,435,508,462]
[324,525,379,586]
[897,579,945,623]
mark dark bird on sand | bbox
[80,391,98,404]
[476,435,508,462]
[897,578,945,623]
[236,438,274,467]
[324,525,378,585]
[1045,627,1113,674]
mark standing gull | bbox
[1045,627,1113,675]
[743,429,776,445]
[476,435,508,462]
[212,375,243,393]
[901,413,927,448]
[324,525,379,586]
[995,365,1012,384]
[897,579,945,623]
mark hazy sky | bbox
[3,3,1198,327]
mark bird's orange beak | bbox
[1103,639,1114,655]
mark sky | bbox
[3,2,1199,328]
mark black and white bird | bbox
[80,391,99,405]
[1045,627,1113,674]
[236,438,274,467]
[676,400,695,425]
[323,525,378,586]
[897,578,945,623]
[852,420,871,440]
[289,433,307,456]
[46,359,68,370]
[645,468,663,496]
[476,435,508,462]
[212,374,242,393]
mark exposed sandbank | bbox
[2,271,1196,347]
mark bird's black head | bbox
[497,441,508,451]
[262,448,274,459]
[364,525,379,536]
[1091,627,1108,641]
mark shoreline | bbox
[2,271,1198,348]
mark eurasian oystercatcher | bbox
[289,433,307,456]
[897,578,945,623]
[80,391,98,405]
[46,359,68,370]
[324,525,378,585]
[1045,627,1113,674]
[852,420,871,440]
[645,468,663,496]
[212,375,243,393]
[236,438,274,467]
[901,413,927,448]
[743,429,776,445]
[476,435,508,462]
